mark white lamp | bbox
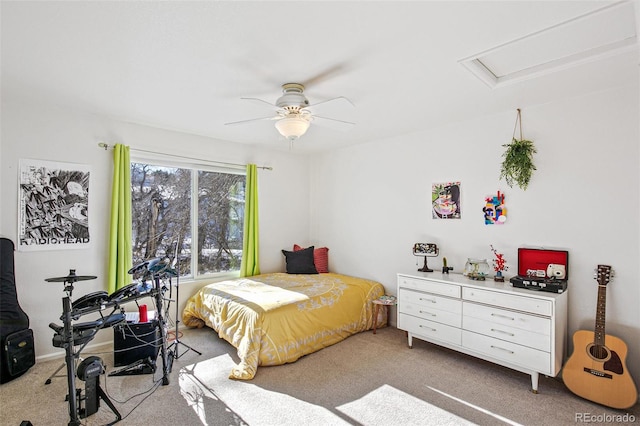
[275,116,311,140]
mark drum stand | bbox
[60,290,82,426]
[45,270,97,386]
[44,358,70,385]
[56,282,120,425]
[43,336,90,385]
[152,274,173,385]
[167,270,201,359]
[45,321,95,385]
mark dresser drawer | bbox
[462,287,552,316]
[399,287,461,327]
[401,301,462,327]
[398,276,461,298]
[462,314,550,352]
[462,331,551,374]
[463,302,550,335]
[400,288,461,312]
[399,313,462,346]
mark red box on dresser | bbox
[510,247,569,293]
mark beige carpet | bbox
[1,326,638,425]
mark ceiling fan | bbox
[225,83,355,141]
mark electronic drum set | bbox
[46,259,181,426]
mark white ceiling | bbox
[2,1,638,153]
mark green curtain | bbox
[240,164,260,277]
[107,144,133,293]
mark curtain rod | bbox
[97,142,273,171]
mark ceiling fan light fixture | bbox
[275,116,311,140]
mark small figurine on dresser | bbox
[442,257,453,274]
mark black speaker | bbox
[113,321,159,367]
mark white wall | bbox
[0,98,311,359]
[2,84,638,387]
[310,85,640,384]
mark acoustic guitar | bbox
[563,265,638,409]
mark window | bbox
[131,161,245,279]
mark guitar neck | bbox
[594,270,609,346]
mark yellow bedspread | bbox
[182,272,385,380]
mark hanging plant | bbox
[499,109,537,190]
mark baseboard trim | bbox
[36,340,113,363]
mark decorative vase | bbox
[494,270,505,282]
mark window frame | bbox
[130,154,246,282]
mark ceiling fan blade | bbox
[313,115,355,126]
[225,116,278,126]
[307,96,355,109]
[240,97,277,108]
[301,62,351,87]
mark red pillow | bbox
[293,244,329,273]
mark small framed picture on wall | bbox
[432,181,461,219]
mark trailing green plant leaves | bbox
[500,138,537,190]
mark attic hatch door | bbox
[459,1,637,88]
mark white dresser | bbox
[397,271,567,393]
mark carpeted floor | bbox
[1,326,638,425]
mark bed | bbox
[182,272,386,379]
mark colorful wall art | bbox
[432,182,461,219]
[483,190,507,225]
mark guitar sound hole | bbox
[587,343,611,361]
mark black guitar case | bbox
[0,238,35,383]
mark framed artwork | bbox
[18,159,91,251]
[432,182,461,219]
[483,191,507,225]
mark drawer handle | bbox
[491,313,515,321]
[419,297,436,303]
[491,328,515,337]
[491,345,515,354]
[419,310,436,316]
[419,325,437,332]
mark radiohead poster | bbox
[18,159,91,251]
